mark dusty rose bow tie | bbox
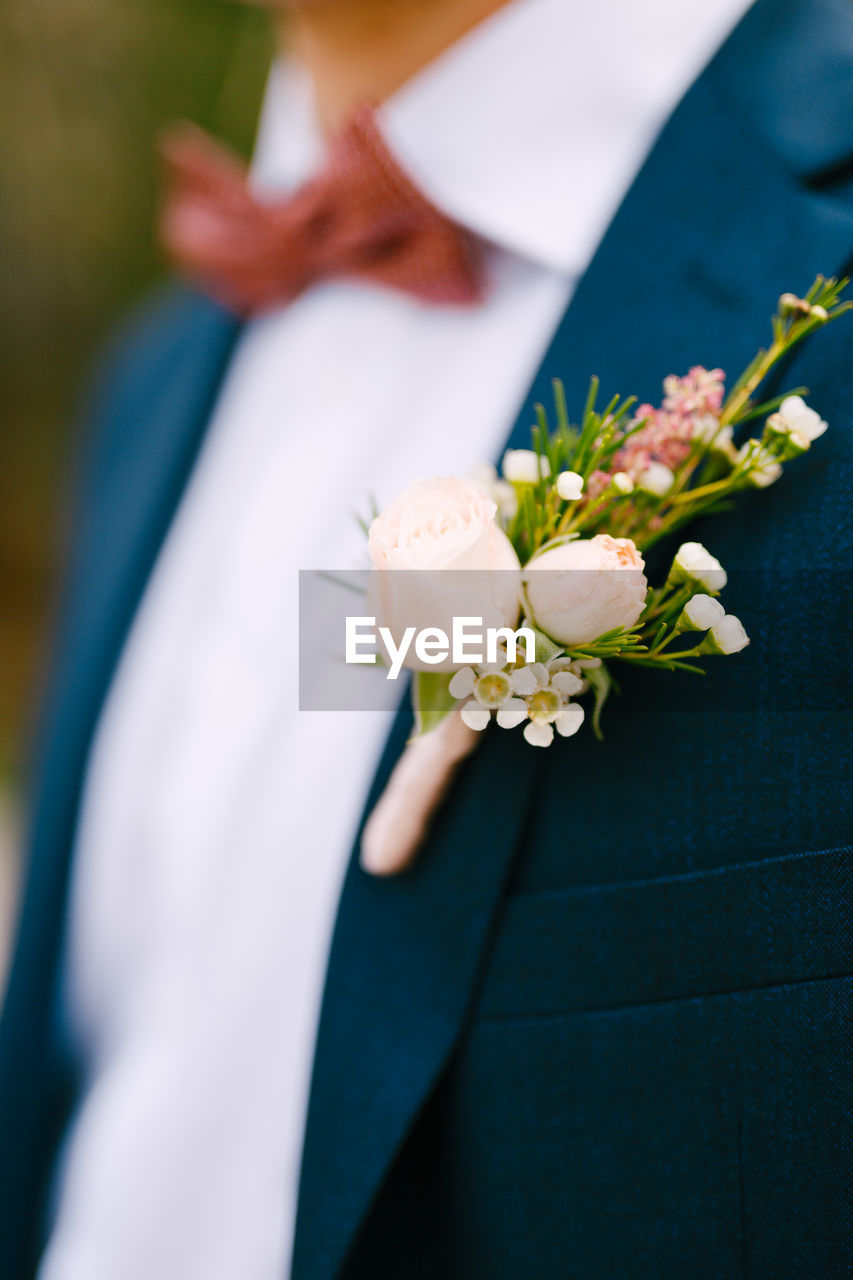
[159,105,484,315]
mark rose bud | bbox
[522,534,647,647]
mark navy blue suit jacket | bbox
[2,1,853,1275]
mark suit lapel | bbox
[293,1,853,1275]
[0,289,239,1265]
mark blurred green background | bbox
[0,0,274,789]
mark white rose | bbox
[368,477,521,671]
[769,395,827,443]
[670,541,727,592]
[523,534,648,647]
[502,449,550,483]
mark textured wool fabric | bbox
[160,106,484,314]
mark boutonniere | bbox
[358,278,850,875]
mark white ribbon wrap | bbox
[359,711,481,876]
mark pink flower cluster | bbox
[611,365,726,482]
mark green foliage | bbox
[411,671,456,737]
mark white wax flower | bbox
[556,470,584,502]
[704,614,750,654]
[638,462,675,496]
[612,471,634,494]
[473,671,512,708]
[678,593,725,632]
[550,669,585,696]
[752,456,783,487]
[768,395,827,443]
[524,534,647,646]
[502,449,551,483]
[671,541,727,592]
[496,698,529,729]
[693,415,734,452]
[460,701,491,731]
[448,667,476,698]
[737,440,782,487]
[468,464,521,522]
[450,666,516,718]
[524,721,554,748]
[509,666,540,696]
[452,654,587,747]
[555,703,585,737]
[468,461,499,490]
[494,479,520,520]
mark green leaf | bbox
[585,662,613,741]
[411,670,457,738]
[530,625,565,665]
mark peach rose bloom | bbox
[368,477,521,672]
[523,534,647,646]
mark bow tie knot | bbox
[160,106,485,315]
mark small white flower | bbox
[751,456,783,487]
[556,470,584,502]
[496,698,529,729]
[548,656,591,691]
[767,395,827,444]
[555,703,585,737]
[671,541,727,592]
[550,669,585,696]
[612,471,634,495]
[460,701,491,731]
[487,657,589,746]
[473,671,512,708]
[494,479,519,520]
[693,415,725,443]
[448,667,476,699]
[502,449,550,484]
[524,721,554,748]
[737,440,782,487]
[468,461,499,490]
[638,462,675,496]
[703,614,750,654]
[778,292,805,316]
[509,666,540,696]
[450,664,516,716]
[526,686,563,724]
[477,650,509,675]
[469,464,521,520]
[570,657,602,672]
[450,647,595,746]
[678,593,726,632]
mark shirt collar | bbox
[254,0,754,275]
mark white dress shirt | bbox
[40,1,753,1276]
